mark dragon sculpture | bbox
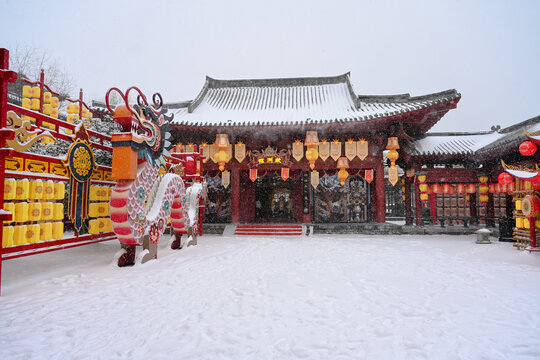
[106,87,205,266]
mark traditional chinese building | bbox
[405,115,540,238]
[166,73,461,224]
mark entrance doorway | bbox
[254,174,294,223]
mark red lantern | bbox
[531,174,540,190]
[185,157,197,175]
[498,172,513,185]
[466,184,476,194]
[456,184,465,194]
[431,184,442,194]
[442,184,454,194]
[495,183,503,193]
[488,183,496,193]
[519,141,537,156]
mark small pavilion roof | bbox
[169,73,460,129]
[407,115,540,157]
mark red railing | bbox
[0,48,116,295]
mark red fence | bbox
[0,48,117,295]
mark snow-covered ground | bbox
[1,234,540,360]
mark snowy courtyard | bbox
[1,234,540,360]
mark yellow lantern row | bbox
[22,86,41,99]
[2,222,64,247]
[22,98,41,111]
[89,202,110,218]
[88,218,112,234]
[5,179,65,201]
[89,186,112,201]
[66,104,79,114]
[515,217,540,229]
[3,202,64,223]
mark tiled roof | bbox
[169,73,460,127]
[408,116,540,157]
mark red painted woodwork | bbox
[375,154,385,223]
[232,166,240,223]
[292,178,303,223]
[405,177,413,225]
[429,191,437,221]
[415,178,422,226]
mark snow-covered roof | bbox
[408,115,540,157]
[169,73,460,127]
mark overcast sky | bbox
[1,0,538,132]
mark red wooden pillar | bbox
[231,165,240,223]
[375,155,385,223]
[429,190,437,221]
[405,177,413,225]
[415,178,422,226]
[302,170,311,223]
[0,48,17,295]
[487,192,495,227]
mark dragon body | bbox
[106,87,204,265]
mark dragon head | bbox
[106,87,173,165]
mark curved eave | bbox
[172,95,460,136]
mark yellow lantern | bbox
[215,134,230,171]
[22,85,33,98]
[22,98,32,109]
[31,98,40,110]
[40,223,52,241]
[387,149,399,166]
[32,86,40,98]
[305,147,319,170]
[54,182,65,200]
[16,179,30,200]
[43,103,52,115]
[53,203,64,220]
[51,97,59,108]
[28,203,42,221]
[52,222,64,239]
[304,131,319,170]
[51,108,59,119]
[214,150,229,171]
[89,219,100,234]
[25,224,40,244]
[478,176,489,184]
[3,226,14,247]
[14,225,27,245]
[337,156,349,185]
[14,202,29,223]
[4,178,16,200]
[386,136,400,150]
